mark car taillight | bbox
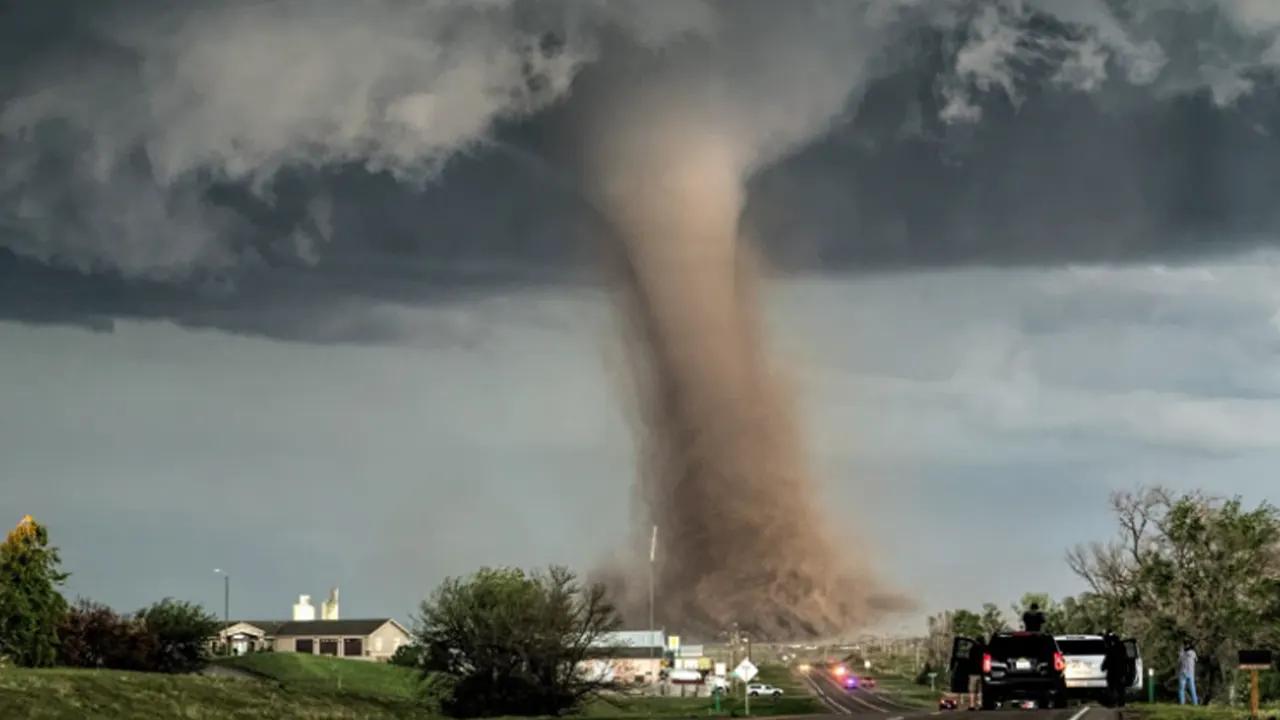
[982,653,992,673]
[1053,652,1065,672]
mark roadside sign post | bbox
[928,672,937,691]
[734,659,758,717]
[1238,650,1273,720]
[1251,671,1259,718]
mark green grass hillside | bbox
[1130,703,1280,720]
[0,666,433,719]
[218,652,420,700]
[0,657,824,720]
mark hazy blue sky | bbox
[6,256,1280,632]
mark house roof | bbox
[591,630,664,649]
[221,621,286,635]
[273,619,402,637]
[586,646,666,660]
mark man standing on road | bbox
[1178,642,1199,706]
[1022,604,1046,633]
[1101,634,1127,707]
[968,641,985,711]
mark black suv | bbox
[948,632,1068,710]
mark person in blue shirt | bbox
[1178,643,1198,705]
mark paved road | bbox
[803,670,1118,720]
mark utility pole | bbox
[649,525,658,687]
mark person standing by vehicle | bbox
[1022,604,1046,633]
[968,640,985,711]
[1101,634,1128,707]
[1178,643,1199,706]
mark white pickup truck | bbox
[1055,635,1143,703]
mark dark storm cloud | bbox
[6,0,1280,341]
[747,58,1280,270]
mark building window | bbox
[296,639,314,654]
[343,638,363,657]
[319,639,339,656]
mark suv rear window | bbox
[1057,639,1106,655]
[988,635,1056,658]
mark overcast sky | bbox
[6,0,1280,634]
[6,256,1280,629]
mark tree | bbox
[58,599,154,670]
[0,515,68,667]
[979,603,1007,637]
[924,611,955,672]
[135,599,219,673]
[1068,487,1280,703]
[416,565,621,717]
[950,609,983,639]
[1055,593,1122,636]
[1011,592,1057,631]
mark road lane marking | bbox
[842,690,895,713]
[867,690,926,712]
[811,672,891,715]
[805,675,852,715]
[811,675,896,714]
[1067,706,1091,720]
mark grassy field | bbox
[1129,703,1280,720]
[0,658,824,720]
[585,664,823,718]
[867,672,942,708]
[217,652,420,700]
[0,665,433,719]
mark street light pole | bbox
[213,568,229,656]
[214,569,229,624]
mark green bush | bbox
[415,565,621,717]
[134,598,219,673]
[390,642,424,669]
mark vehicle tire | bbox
[749,692,758,697]
[1053,693,1068,709]
[981,694,998,711]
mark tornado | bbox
[584,94,906,639]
